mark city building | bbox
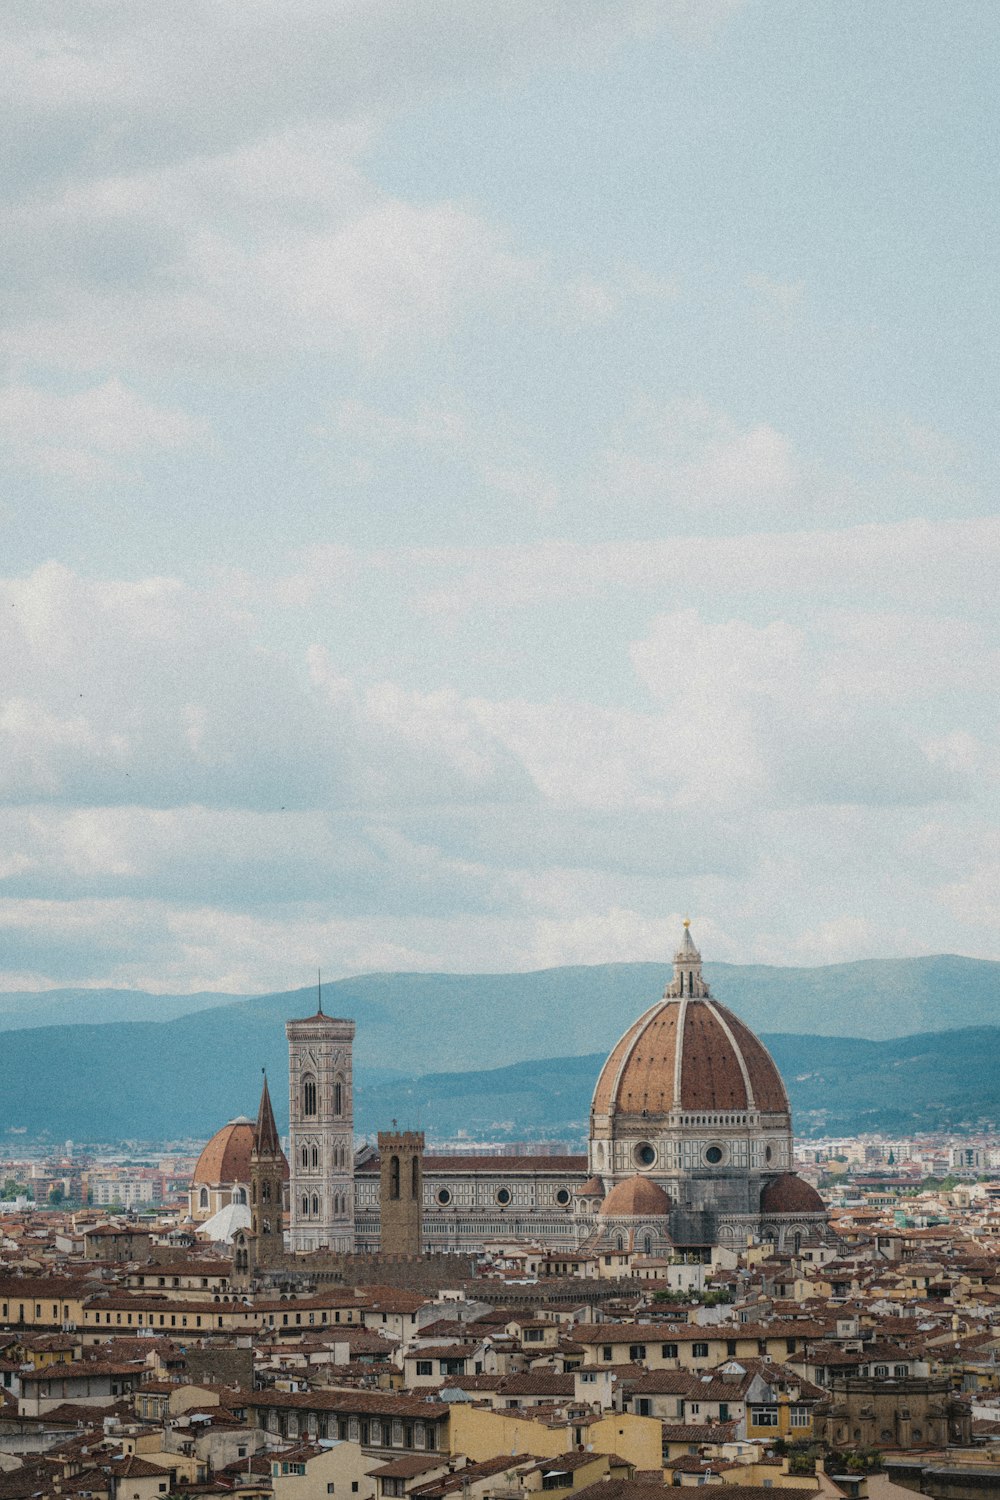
[217,923,828,1268]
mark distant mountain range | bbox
[382,1028,1000,1143]
[1,955,999,1143]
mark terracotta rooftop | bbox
[592,996,788,1116]
[760,1174,826,1214]
[356,1155,587,1175]
[601,1175,671,1219]
[192,1120,256,1187]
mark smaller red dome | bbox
[575,1175,606,1198]
[760,1173,825,1214]
[601,1174,672,1218]
[193,1119,255,1186]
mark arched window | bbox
[262,1218,271,1234]
[333,1078,343,1115]
[233,1187,246,1205]
[411,1155,420,1199]
[301,1194,309,1216]
[301,1146,309,1168]
[390,1155,400,1200]
[262,1180,271,1203]
[643,1234,652,1254]
[199,1186,209,1208]
[302,1075,317,1116]
[251,1183,256,1204]
[312,1194,319,1215]
[311,1146,318,1168]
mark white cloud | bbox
[750,915,925,966]
[0,552,995,989]
[332,398,561,514]
[599,398,801,517]
[399,516,1000,615]
[1,4,739,173]
[5,138,538,371]
[2,4,724,376]
[0,378,205,480]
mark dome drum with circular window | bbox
[588,923,810,1239]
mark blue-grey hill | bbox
[1,954,998,1142]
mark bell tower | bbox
[232,1073,287,1286]
[287,987,355,1253]
[250,1072,286,1267]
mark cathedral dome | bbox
[193,1118,255,1187]
[600,1174,672,1218]
[760,1173,825,1214]
[592,924,788,1118]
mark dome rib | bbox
[593,999,665,1115]
[592,1001,788,1119]
[672,995,688,1103]
[679,1002,749,1110]
[702,1002,755,1108]
[716,1005,789,1114]
[592,926,790,1122]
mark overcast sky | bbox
[3,1,999,993]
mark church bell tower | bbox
[287,987,355,1253]
[233,1072,287,1285]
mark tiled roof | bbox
[192,1121,256,1187]
[601,1176,671,1218]
[592,996,788,1116]
[356,1155,586,1176]
[760,1174,826,1214]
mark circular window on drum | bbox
[555,1188,571,1206]
[634,1142,656,1168]
[436,1188,451,1206]
[705,1145,724,1165]
[496,1187,512,1206]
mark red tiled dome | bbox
[600,1174,672,1218]
[192,1119,255,1186]
[593,996,788,1116]
[760,1173,825,1214]
[592,926,788,1119]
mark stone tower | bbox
[286,996,355,1253]
[378,1129,424,1256]
[232,1073,287,1285]
[249,1072,286,1268]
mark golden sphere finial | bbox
[683,917,690,928]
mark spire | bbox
[253,1070,281,1159]
[675,918,701,962]
[317,967,323,1016]
[664,919,710,999]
